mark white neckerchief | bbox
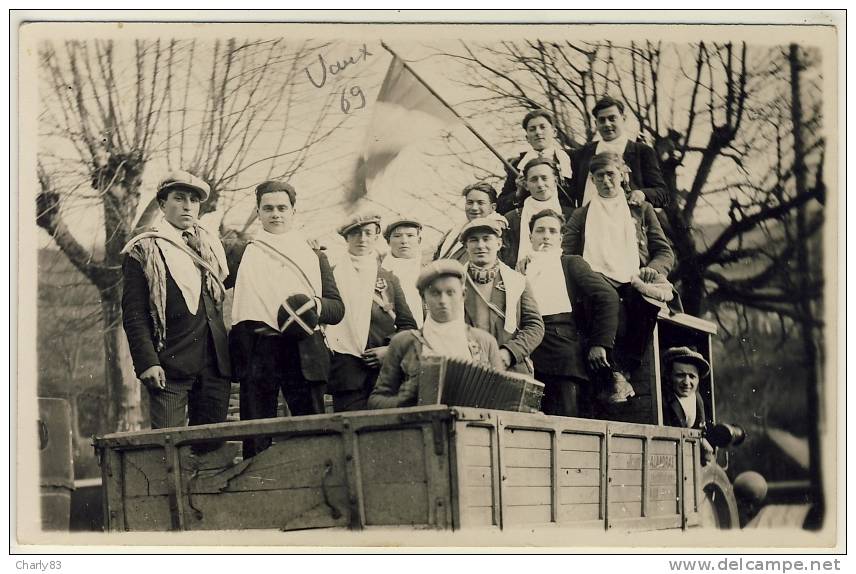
[465,261,526,334]
[381,254,424,328]
[583,194,639,283]
[525,247,573,316]
[326,252,378,357]
[678,394,697,428]
[516,146,573,182]
[231,228,322,330]
[582,136,630,207]
[420,315,471,361]
[516,194,563,263]
[154,216,228,314]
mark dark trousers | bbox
[239,336,325,458]
[611,283,660,373]
[328,353,378,413]
[536,372,591,418]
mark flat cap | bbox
[338,211,382,237]
[384,217,422,241]
[158,171,210,202]
[662,346,711,378]
[416,259,466,292]
[459,216,504,242]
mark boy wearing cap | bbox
[325,213,418,412]
[461,217,544,376]
[230,181,345,457]
[497,109,574,215]
[368,260,504,409]
[121,171,232,436]
[569,96,670,209]
[562,151,673,404]
[662,347,710,430]
[381,218,425,328]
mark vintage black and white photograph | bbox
[14,11,842,552]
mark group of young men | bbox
[121,95,711,459]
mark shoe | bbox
[599,371,636,404]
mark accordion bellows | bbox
[416,356,544,412]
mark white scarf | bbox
[525,248,573,316]
[381,254,424,328]
[583,194,640,284]
[420,315,471,361]
[678,394,697,428]
[582,136,630,207]
[516,146,573,182]
[326,252,378,357]
[516,194,563,263]
[154,216,228,314]
[231,229,322,330]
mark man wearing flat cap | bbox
[368,260,504,409]
[325,212,418,412]
[230,180,345,457]
[381,217,425,328]
[662,346,710,430]
[460,217,544,376]
[121,171,232,442]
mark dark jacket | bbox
[229,250,345,384]
[569,140,670,209]
[122,253,231,380]
[463,266,544,375]
[561,201,675,277]
[327,267,418,393]
[663,392,707,429]
[498,149,575,214]
[530,255,619,380]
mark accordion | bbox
[416,356,544,412]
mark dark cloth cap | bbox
[338,212,382,237]
[157,171,210,202]
[416,259,466,292]
[459,216,504,242]
[256,180,297,207]
[384,218,422,241]
[663,346,711,378]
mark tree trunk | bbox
[100,291,143,433]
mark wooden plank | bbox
[503,447,551,468]
[358,428,427,483]
[608,484,642,503]
[610,437,644,454]
[558,503,602,522]
[647,498,680,517]
[363,482,430,526]
[503,428,552,449]
[122,449,169,498]
[503,486,552,506]
[559,486,601,505]
[559,468,601,487]
[461,425,493,447]
[464,486,494,507]
[504,467,552,487]
[608,501,642,519]
[558,451,601,469]
[123,495,171,531]
[648,484,679,501]
[504,504,552,525]
[609,453,643,470]
[461,505,495,527]
[650,440,679,456]
[559,433,601,452]
[101,448,126,532]
[609,469,643,486]
[649,469,679,486]
[464,466,492,486]
[464,445,492,467]
[648,454,677,472]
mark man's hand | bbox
[587,346,610,371]
[638,267,660,283]
[499,348,514,369]
[626,189,646,206]
[515,253,533,274]
[361,346,389,368]
[700,438,715,466]
[139,365,166,391]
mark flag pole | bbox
[380,41,520,177]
